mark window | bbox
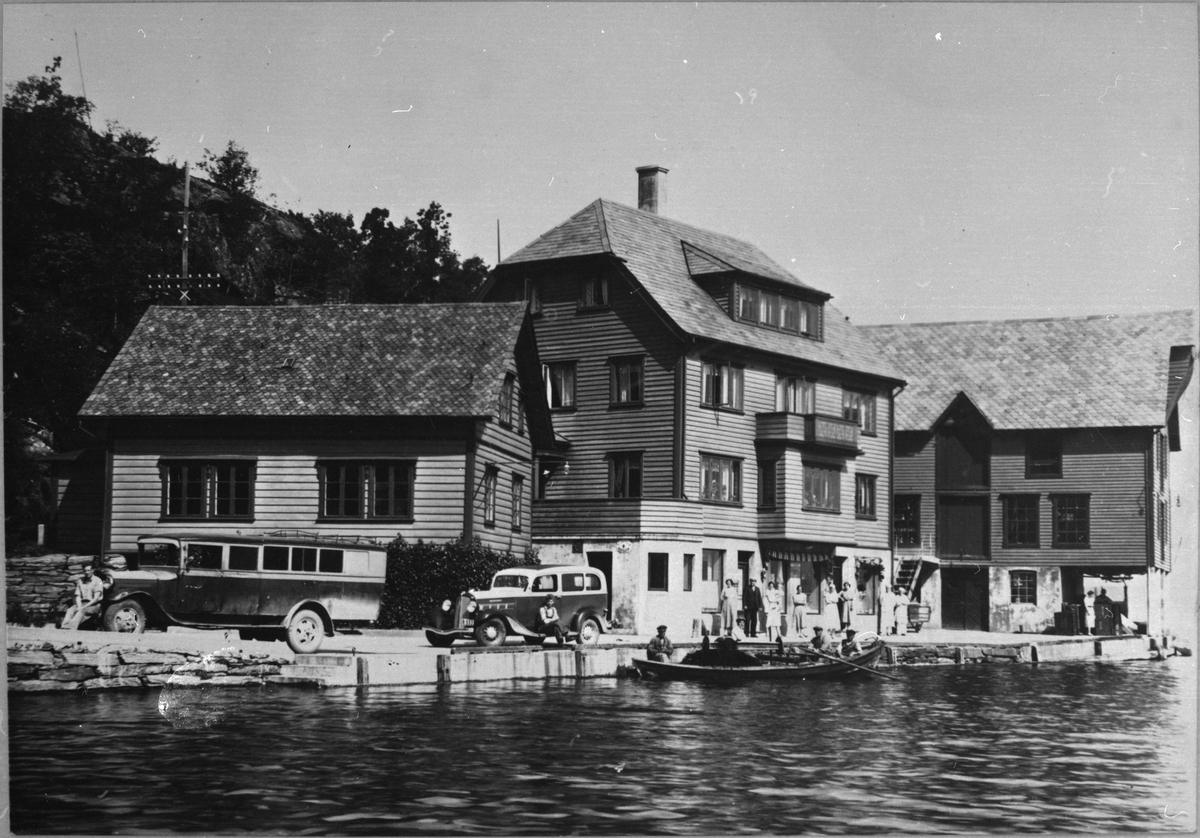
[525,278,542,315]
[737,284,822,339]
[894,495,921,547]
[759,291,780,328]
[803,463,840,512]
[517,394,526,436]
[701,455,741,503]
[532,575,557,592]
[319,549,344,574]
[1010,570,1038,604]
[610,453,643,499]
[799,301,822,339]
[1051,494,1090,548]
[759,460,778,509]
[855,474,876,519]
[702,549,723,582]
[319,461,414,520]
[229,545,259,571]
[683,554,694,591]
[611,357,644,405]
[781,298,801,333]
[291,547,317,572]
[648,553,669,591]
[484,468,498,526]
[842,390,877,434]
[498,374,515,427]
[161,460,255,520]
[1002,494,1040,547]
[1026,434,1062,478]
[776,375,815,414]
[579,274,608,308]
[544,362,576,410]
[263,545,289,571]
[737,286,759,321]
[186,543,223,569]
[701,361,743,410]
[562,573,588,592]
[511,474,524,532]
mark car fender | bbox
[104,591,172,627]
[284,601,333,636]
[480,612,540,639]
[571,608,609,633]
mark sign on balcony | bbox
[810,414,859,449]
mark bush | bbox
[375,537,539,629]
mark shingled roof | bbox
[861,310,1196,431]
[501,199,904,383]
[81,303,531,418]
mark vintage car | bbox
[101,532,388,653]
[424,564,609,647]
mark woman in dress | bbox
[720,578,739,636]
[764,580,783,643]
[838,582,854,631]
[821,578,840,632]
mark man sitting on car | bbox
[536,595,566,646]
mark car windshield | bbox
[491,574,529,591]
[139,543,179,567]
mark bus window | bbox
[586,573,603,590]
[187,544,223,570]
[263,545,289,571]
[562,574,586,592]
[140,543,179,567]
[292,547,317,572]
[318,549,344,574]
[229,545,259,571]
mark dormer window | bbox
[524,278,541,315]
[579,274,608,309]
[735,283,822,340]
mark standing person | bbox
[646,625,674,661]
[1095,588,1114,635]
[744,577,764,638]
[893,586,911,637]
[764,580,783,643]
[879,582,894,635]
[720,579,739,637]
[1082,590,1097,636]
[60,562,107,630]
[536,595,565,645]
[838,582,855,631]
[787,575,805,637]
[822,578,840,633]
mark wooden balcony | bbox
[755,412,860,452]
[532,498,705,540]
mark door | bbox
[941,568,988,631]
[176,542,225,617]
[937,496,989,558]
[586,552,613,620]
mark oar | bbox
[805,646,900,681]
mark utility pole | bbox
[182,163,191,281]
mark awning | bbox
[762,541,835,564]
[855,556,884,568]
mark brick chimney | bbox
[636,165,668,214]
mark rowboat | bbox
[631,635,887,683]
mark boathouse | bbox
[861,311,1195,635]
[78,303,555,555]
[481,167,906,635]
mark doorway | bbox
[941,567,989,631]
[586,551,613,620]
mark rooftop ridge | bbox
[863,309,1196,331]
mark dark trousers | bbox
[744,608,758,636]
[539,623,565,645]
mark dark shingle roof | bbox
[81,303,530,418]
[861,310,1196,431]
[503,199,904,383]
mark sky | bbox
[4,2,1197,327]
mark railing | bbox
[532,498,705,539]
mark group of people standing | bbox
[720,575,863,641]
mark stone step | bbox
[277,663,359,686]
[294,653,355,667]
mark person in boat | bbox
[536,595,566,646]
[720,578,739,636]
[810,625,834,653]
[646,625,674,662]
[841,629,862,657]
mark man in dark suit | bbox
[743,578,764,638]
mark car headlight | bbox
[466,600,478,614]
[441,600,452,611]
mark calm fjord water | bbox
[10,658,1196,834]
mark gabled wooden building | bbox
[482,167,906,634]
[862,311,1195,634]
[79,303,555,556]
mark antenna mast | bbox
[182,164,191,282]
[73,30,93,131]
[496,219,501,264]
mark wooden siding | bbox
[493,264,680,501]
[532,498,704,540]
[473,417,536,555]
[854,394,891,550]
[108,437,472,553]
[894,432,936,553]
[49,456,106,554]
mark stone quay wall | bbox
[8,640,291,692]
[7,553,98,626]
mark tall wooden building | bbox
[862,311,1195,634]
[482,167,905,634]
[79,303,554,555]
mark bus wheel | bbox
[286,609,324,654]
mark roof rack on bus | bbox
[265,530,388,547]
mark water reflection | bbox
[10,659,1196,834]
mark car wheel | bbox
[577,616,602,646]
[286,609,324,654]
[425,630,456,648]
[103,600,146,634]
[475,618,507,647]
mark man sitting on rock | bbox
[60,563,107,631]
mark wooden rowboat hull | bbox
[632,643,885,683]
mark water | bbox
[10,659,1196,834]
